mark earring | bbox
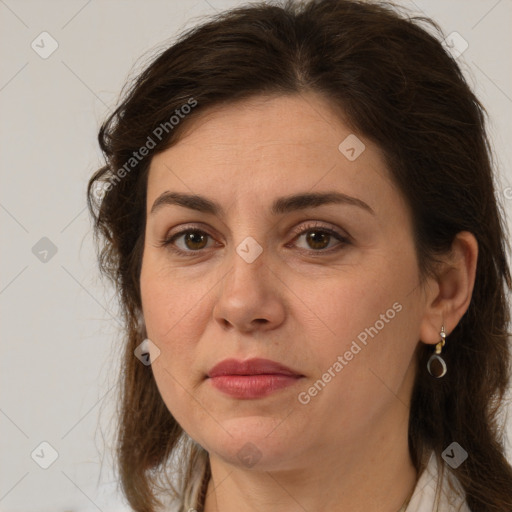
[427,326,447,378]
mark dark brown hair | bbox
[87,1,512,510]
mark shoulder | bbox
[405,452,470,512]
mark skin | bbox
[140,92,478,512]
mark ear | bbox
[419,231,478,345]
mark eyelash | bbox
[158,222,351,257]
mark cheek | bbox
[141,270,209,425]
[294,250,421,401]
[290,300,416,444]
[292,263,411,351]
[140,264,209,408]
[141,257,206,343]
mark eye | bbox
[159,228,217,255]
[288,222,350,253]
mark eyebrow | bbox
[150,191,375,216]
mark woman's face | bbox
[140,93,429,471]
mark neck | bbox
[202,404,417,512]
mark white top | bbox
[404,452,470,512]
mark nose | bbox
[212,247,286,334]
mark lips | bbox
[207,358,301,378]
[207,358,304,399]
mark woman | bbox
[87,0,512,510]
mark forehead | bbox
[146,93,400,219]
[160,93,355,156]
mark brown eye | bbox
[304,230,331,250]
[162,229,215,254]
[181,230,209,250]
[291,224,349,253]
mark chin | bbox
[194,419,300,470]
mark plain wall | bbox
[1,1,511,510]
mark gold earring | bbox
[427,325,447,378]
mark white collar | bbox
[404,452,470,512]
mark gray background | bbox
[1,0,511,511]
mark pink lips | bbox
[207,358,303,399]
